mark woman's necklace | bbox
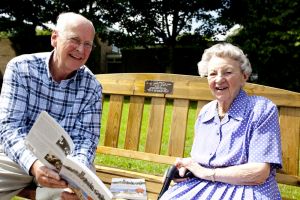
[218,113,225,120]
[217,104,226,120]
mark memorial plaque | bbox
[144,80,174,94]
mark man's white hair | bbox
[54,12,94,33]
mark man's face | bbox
[51,22,95,75]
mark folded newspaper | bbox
[25,111,113,200]
[110,178,147,200]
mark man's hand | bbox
[30,160,67,188]
[61,188,82,200]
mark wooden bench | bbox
[94,73,300,200]
[18,73,300,199]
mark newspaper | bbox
[110,178,147,200]
[25,111,113,200]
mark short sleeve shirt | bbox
[160,89,282,200]
[191,89,282,169]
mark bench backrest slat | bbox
[196,100,209,119]
[145,97,166,154]
[279,107,300,175]
[104,94,124,147]
[125,96,145,150]
[169,99,189,157]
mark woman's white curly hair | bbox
[197,43,252,77]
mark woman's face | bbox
[207,55,248,106]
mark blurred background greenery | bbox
[0,0,299,92]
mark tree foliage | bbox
[0,0,107,37]
[1,0,299,91]
[220,0,300,92]
[1,0,226,72]
[94,0,226,72]
[96,0,224,48]
[0,0,225,46]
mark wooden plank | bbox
[95,165,163,200]
[96,167,165,199]
[96,146,176,165]
[96,73,300,107]
[165,79,212,101]
[168,99,189,157]
[96,73,213,100]
[145,97,166,154]
[96,74,135,95]
[279,107,300,175]
[245,83,300,107]
[196,100,208,119]
[95,165,163,183]
[276,172,300,187]
[104,95,124,147]
[124,96,145,150]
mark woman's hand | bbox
[175,157,214,181]
[30,160,68,188]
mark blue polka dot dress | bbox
[160,90,282,200]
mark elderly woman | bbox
[160,43,282,199]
